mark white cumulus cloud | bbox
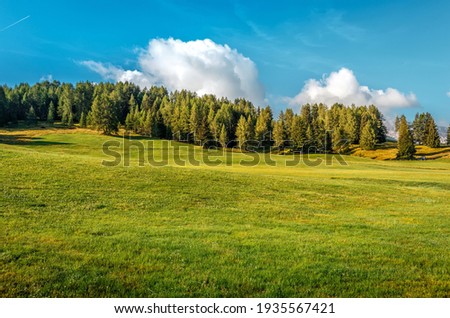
[290,68,418,110]
[81,38,265,105]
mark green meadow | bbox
[1,128,449,297]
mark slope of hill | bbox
[1,128,449,297]
[351,142,450,160]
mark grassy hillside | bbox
[1,127,449,297]
[351,142,450,160]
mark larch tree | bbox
[236,115,250,149]
[291,115,307,150]
[26,105,38,126]
[397,115,416,159]
[333,127,350,153]
[272,113,286,148]
[89,92,119,135]
[447,126,450,146]
[79,111,86,128]
[360,120,377,150]
[47,101,55,124]
[0,86,7,126]
[424,116,440,148]
[219,124,228,148]
[58,84,74,125]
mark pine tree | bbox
[59,85,74,125]
[26,106,38,126]
[141,93,151,111]
[332,127,350,153]
[397,115,416,159]
[424,116,440,148]
[90,93,119,135]
[68,112,73,127]
[79,111,86,128]
[86,112,93,128]
[368,105,387,143]
[207,107,218,138]
[179,100,190,138]
[291,115,307,150]
[412,113,427,144]
[219,125,228,148]
[143,110,152,136]
[0,86,7,127]
[236,115,250,149]
[284,108,294,140]
[255,112,267,141]
[360,120,377,150]
[189,102,199,141]
[128,94,137,113]
[394,115,400,132]
[246,115,254,141]
[254,106,272,141]
[447,126,450,146]
[47,101,55,124]
[344,109,358,144]
[125,111,133,132]
[272,113,286,148]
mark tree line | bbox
[0,81,448,157]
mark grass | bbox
[351,142,450,160]
[1,126,449,297]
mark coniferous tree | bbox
[189,102,200,142]
[344,109,358,144]
[332,127,350,153]
[273,113,286,148]
[74,81,94,121]
[26,106,38,126]
[68,112,73,127]
[360,120,377,150]
[58,84,74,125]
[397,115,416,159]
[255,106,272,142]
[236,115,250,149]
[47,101,55,124]
[394,115,401,133]
[79,111,86,128]
[140,93,151,111]
[246,115,254,141]
[291,115,307,150]
[447,126,450,146]
[219,125,228,148]
[363,105,387,143]
[0,86,7,126]
[412,112,430,144]
[207,107,218,138]
[90,93,119,135]
[86,112,93,128]
[284,108,294,140]
[143,110,152,136]
[424,116,440,148]
[179,100,190,139]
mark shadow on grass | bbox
[0,134,70,146]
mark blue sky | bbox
[1,0,449,124]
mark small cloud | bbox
[81,38,265,106]
[40,74,53,82]
[447,91,450,98]
[289,68,418,110]
[321,10,364,42]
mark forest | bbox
[0,80,447,158]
